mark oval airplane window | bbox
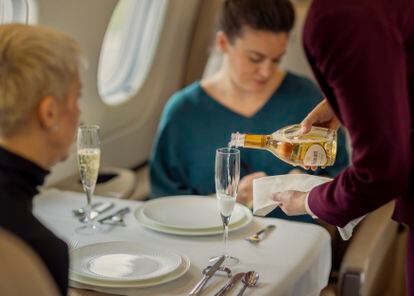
[98,0,168,106]
[0,0,36,24]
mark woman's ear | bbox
[37,96,60,131]
[216,31,230,53]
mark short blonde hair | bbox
[0,24,81,136]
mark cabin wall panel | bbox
[36,0,202,184]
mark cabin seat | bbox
[52,167,136,199]
[0,228,59,296]
[320,201,407,296]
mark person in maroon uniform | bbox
[272,0,414,294]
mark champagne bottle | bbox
[228,124,337,167]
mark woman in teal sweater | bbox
[150,0,348,222]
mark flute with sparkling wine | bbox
[76,125,101,234]
[213,147,240,267]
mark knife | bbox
[79,201,114,223]
[189,255,225,296]
[98,207,130,224]
[214,272,244,296]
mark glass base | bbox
[75,222,102,235]
[209,255,239,267]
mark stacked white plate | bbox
[134,196,253,236]
[69,241,190,288]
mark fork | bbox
[244,225,276,243]
[203,265,232,277]
[98,207,130,226]
[68,239,79,250]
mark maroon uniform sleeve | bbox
[304,5,411,227]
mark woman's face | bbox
[221,26,288,93]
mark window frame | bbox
[98,0,169,106]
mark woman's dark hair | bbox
[219,0,295,42]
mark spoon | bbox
[245,225,276,243]
[237,271,259,296]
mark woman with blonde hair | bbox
[0,23,82,295]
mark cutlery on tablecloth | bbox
[244,225,276,243]
[214,272,244,296]
[73,202,102,217]
[98,207,130,226]
[78,201,114,223]
[189,255,225,296]
[68,239,79,250]
[237,271,259,296]
[202,265,232,277]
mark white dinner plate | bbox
[70,254,190,288]
[141,196,245,230]
[70,241,182,282]
[135,204,253,236]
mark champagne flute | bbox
[215,147,240,266]
[76,125,101,234]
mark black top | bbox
[0,147,68,295]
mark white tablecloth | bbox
[33,189,331,296]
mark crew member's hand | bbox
[301,99,340,170]
[272,190,308,216]
[237,172,266,208]
[301,98,340,133]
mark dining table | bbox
[33,189,331,296]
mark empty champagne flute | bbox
[76,125,101,234]
[214,147,240,266]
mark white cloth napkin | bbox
[253,174,364,240]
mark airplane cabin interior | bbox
[0,0,410,295]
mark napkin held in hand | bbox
[253,174,332,216]
[253,174,364,240]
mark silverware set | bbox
[237,271,259,296]
[202,265,232,278]
[214,272,244,296]
[73,201,104,217]
[187,224,275,295]
[73,201,114,223]
[215,271,260,296]
[98,207,130,226]
[189,255,226,295]
[189,256,259,296]
[73,203,130,226]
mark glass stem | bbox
[86,187,93,205]
[221,214,230,257]
[224,223,229,257]
[84,187,93,224]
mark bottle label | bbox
[303,144,327,166]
